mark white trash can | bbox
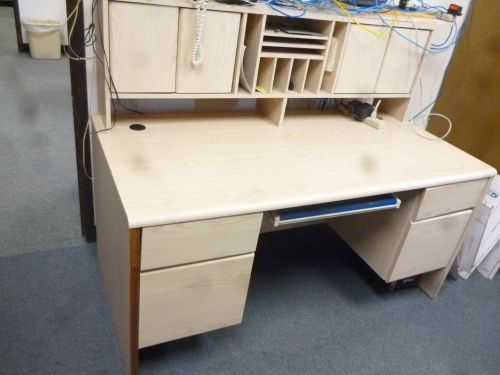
[22,19,62,59]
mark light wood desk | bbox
[92,113,495,374]
[91,1,497,373]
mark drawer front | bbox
[390,210,472,281]
[141,213,262,270]
[416,179,487,220]
[139,254,254,348]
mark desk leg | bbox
[419,177,494,298]
[419,261,456,298]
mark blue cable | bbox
[268,3,307,18]
[257,0,461,54]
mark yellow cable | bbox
[332,0,400,39]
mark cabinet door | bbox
[176,9,240,93]
[109,2,178,93]
[335,25,389,94]
[375,28,430,94]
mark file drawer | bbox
[389,210,472,281]
[416,179,487,220]
[139,254,254,348]
[141,213,262,270]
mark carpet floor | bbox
[0,7,83,257]
[1,225,499,375]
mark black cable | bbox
[431,21,454,47]
[91,0,143,121]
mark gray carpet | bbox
[0,7,83,256]
[1,225,499,375]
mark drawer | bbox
[389,210,472,281]
[141,213,262,271]
[139,254,254,348]
[416,179,487,220]
[176,9,240,93]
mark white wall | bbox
[83,0,472,126]
[18,0,68,44]
[410,0,472,127]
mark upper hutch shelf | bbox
[96,0,444,127]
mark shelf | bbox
[111,91,412,100]
[263,28,329,41]
[261,40,327,50]
[260,50,324,60]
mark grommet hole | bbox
[129,123,146,131]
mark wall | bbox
[82,0,472,121]
[409,0,473,127]
[427,0,500,170]
[18,0,68,44]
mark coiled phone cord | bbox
[192,0,207,66]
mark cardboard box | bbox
[457,211,488,279]
[474,176,500,267]
[477,240,500,280]
[457,175,500,279]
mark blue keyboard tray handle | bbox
[272,194,401,226]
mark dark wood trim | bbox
[66,0,96,242]
[11,0,24,52]
[129,228,142,375]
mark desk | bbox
[92,112,495,374]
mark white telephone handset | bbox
[192,0,208,67]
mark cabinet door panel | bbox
[176,9,240,93]
[109,2,178,93]
[375,28,430,94]
[335,25,389,94]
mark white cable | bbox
[405,14,452,141]
[82,119,94,180]
[427,113,453,139]
[191,0,207,67]
[409,109,453,141]
[64,0,96,61]
[82,57,97,180]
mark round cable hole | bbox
[129,123,146,131]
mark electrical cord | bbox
[64,0,96,61]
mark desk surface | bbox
[93,112,496,228]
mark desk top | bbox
[93,113,496,228]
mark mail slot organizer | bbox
[268,194,401,226]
